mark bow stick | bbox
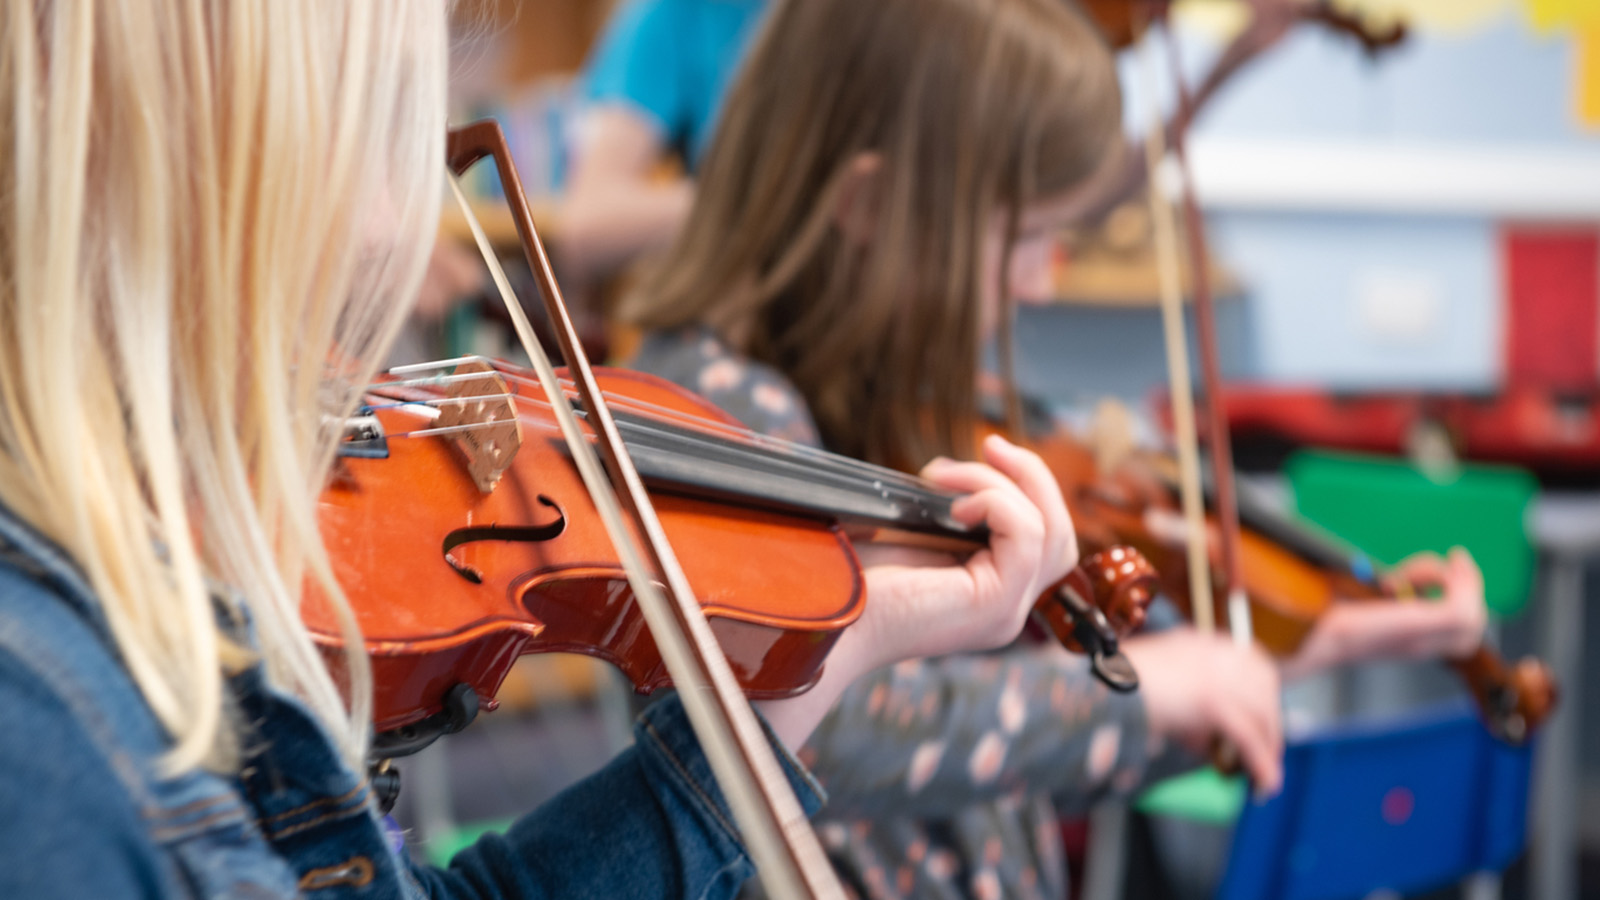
[445,121,842,900]
[1158,9,1255,646]
[1136,21,1223,635]
[1103,0,1406,639]
[1070,0,1406,228]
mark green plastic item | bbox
[423,817,516,867]
[1285,450,1537,618]
[1138,450,1536,825]
[1134,768,1248,825]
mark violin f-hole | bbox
[442,495,566,584]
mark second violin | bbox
[996,413,1556,744]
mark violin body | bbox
[307,367,866,734]
[1000,418,1557,743]
[1056,441,1336,653]
[308,360,1159,740]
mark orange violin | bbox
[990,413,1557,744]
[305,360,1159,755]
[336,120,1156,896]
[306,120,1157,897]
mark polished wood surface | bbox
[308,359,1163,734]
[307,367,865,732]
[1000,417,1557,743]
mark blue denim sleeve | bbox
[410,692,826,900]
[579,0,687,139]
[0,653,168,900]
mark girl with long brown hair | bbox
[626,0,1121,471]
[621,0,1488,896]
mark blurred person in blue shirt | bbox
[559,0,769,283]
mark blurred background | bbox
[395,1,1600,898]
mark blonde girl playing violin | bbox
[0,3,1090,898]
[620,0,1487,897]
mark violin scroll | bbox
[1077,0,1407,57]
[1079,545,1157,635]
[1300,2,1407,58]
[1034,546,1158,692]
[1503,657,1559,743]
[1454,649,1559,745]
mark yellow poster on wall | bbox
[1523,0,1600,128]
[1213,0,1600,130]
[1524,0,1600,31]
[1579,24,1600,128]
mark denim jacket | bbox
[0,503,822,899]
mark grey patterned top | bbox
[625,327,1161,900]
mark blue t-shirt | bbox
[580,0,769,167]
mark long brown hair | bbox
[621,0,1120,468]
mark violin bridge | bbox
[436,361,521,493]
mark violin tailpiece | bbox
[436,361,522,493]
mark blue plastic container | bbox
[1219,702,1535,900]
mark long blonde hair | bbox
[622,0,1120,468]
[0,2,447,771]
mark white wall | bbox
[1026,13,1600,397]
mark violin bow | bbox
[1127,0,1406,642]
[445,122,842,900]
[1075,0,1405,227]
[1124,0,1249,644]
[1136,21,1222,634]
[1173,0,1408,632]
[1159,9,1255,647]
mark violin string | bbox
[365,361,950,500]
[370,372,510,390]
[371,356,809,457]
[359,377,978,540]
[383,421,502,440]
[360,394,516,412]
[373,355,917,488]
[379,390,961,510]
[483,367,948,498]
[583,392,941,496]
[364,356,949,499]
[360,396,967,526]
[388,356,495,374]
[603,413,959,511]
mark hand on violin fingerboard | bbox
[851,436,1078,659]
[756,436,1077,748]
[1280,548,1487,681]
